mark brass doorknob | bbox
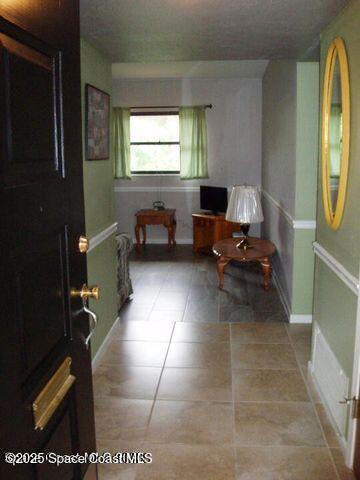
[71,284,100,301]
[78,235,89,253]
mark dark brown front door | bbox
[0,3,96,479]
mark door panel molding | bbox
[12,226,71,380]
[0,30,64,187]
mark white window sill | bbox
[131,173,181,177]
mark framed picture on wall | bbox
[85,83,110,160]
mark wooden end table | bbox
[135,209,176,250]
[212,237,276,290]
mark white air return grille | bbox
[312,324,349,436]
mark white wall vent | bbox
[312,323,349,436]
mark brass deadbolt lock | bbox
[78,236,89,253]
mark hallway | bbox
[93,319,354,479]
[92,246,355,479]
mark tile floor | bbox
[93,246,355,479]
[121,245,287,323]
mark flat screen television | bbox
[200,185,228,215]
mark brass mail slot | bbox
[32,357,76,431]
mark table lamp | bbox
[225,185,264,250]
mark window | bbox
[130,112,180,174]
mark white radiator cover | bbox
[311,323,349,436]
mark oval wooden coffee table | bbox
[212,237,276,291]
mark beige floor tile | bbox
[160,278,193,293]
[231,323,290,344]
[165,342,231,368]
[136,444,236,480]
[146,400,233,445]
[93,365,162,400]
[234,402,325,446]
[120,304,152,322]
[293,342,312,368]
[113,321,174,342]
[94,397,152,442]
[330,448,357,480]
[98,464,137,480]
[231,344,298,370]
[172,322,230,343]
[100,340,168,367]
[232,369,310,402]
[98,460,139,480]
[153,291,188,311]
[315,403,342,447]
[96,438,143,455]
[286,324,313,344]
[148,310,184,323]
[157,367,232,402]
[128,287,160,305]
[97,439,140,480]
[235,446,338,479]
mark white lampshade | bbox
[226,185,264,224]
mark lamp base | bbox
[236,237,253,250]
[235,224,252,250]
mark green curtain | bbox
[179,106,209,180]
[113,107,131,179]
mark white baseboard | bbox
[273,267,313,323]
[132,237,193,245]
[289,314,313,324]
[272,267,291,318]
[91,316,119,372]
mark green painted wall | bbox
[262,61,319,316]
[81,38,115,236]
[316,0,360,278]
[292,230,316,314]
[86,235,118,356]
[314,0,360,379]
[80,38,118,358]
[291,63,319,315]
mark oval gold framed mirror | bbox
[321,37,350,230]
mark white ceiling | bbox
[112,60,269,79]
[80,0,348,62]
